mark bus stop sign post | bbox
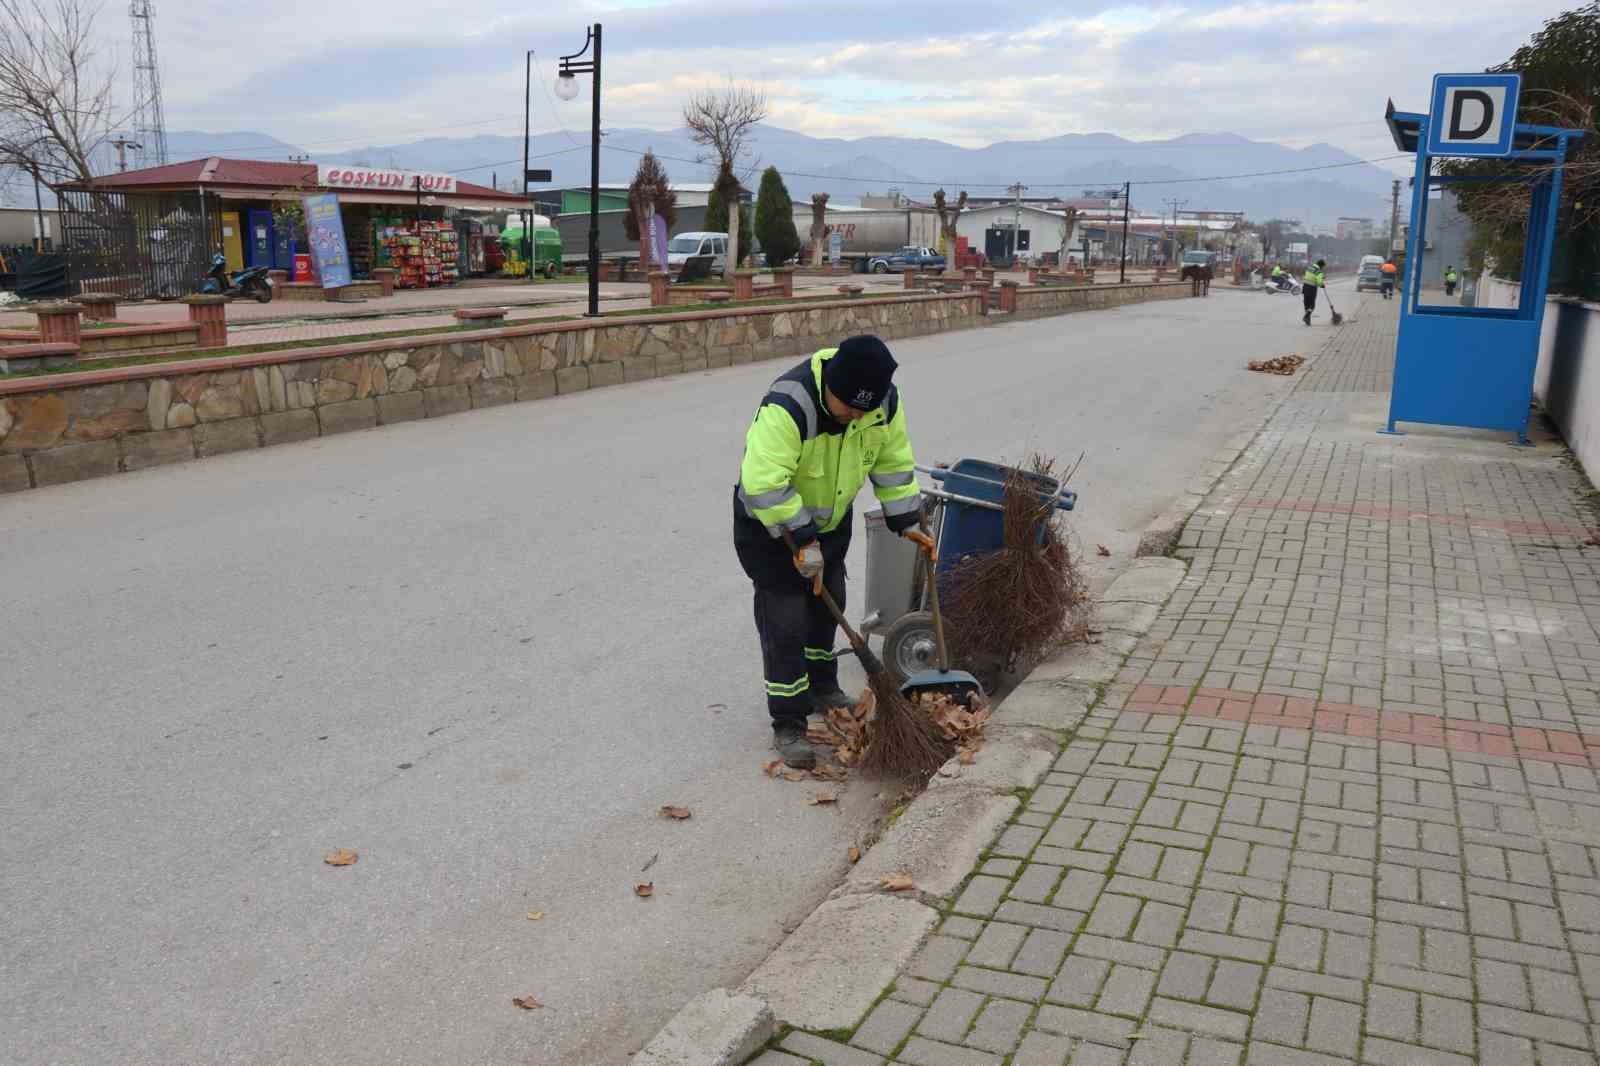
[1426,73,1521,158]
[1382,73,1584,446]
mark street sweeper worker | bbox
[1302,258,1326,325]
[733,335,931,769]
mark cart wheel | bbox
[881,610,939,685]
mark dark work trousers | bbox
[732,487,853,728]
[1302,284,1319,314]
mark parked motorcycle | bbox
[198,253,273,303]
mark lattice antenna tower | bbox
[129,1,168,167]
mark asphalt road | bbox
[1,284,1326,1065]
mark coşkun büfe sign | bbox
[316,165,457,194]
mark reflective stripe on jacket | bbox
[739,349,919,541]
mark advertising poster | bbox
[302,193,353,289]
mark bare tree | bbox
[0,0,121,188]
[809,192,829,267]
[682,84,767,275]
[931,189,968,272]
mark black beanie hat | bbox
[824,335,898,411]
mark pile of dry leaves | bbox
[1247,354,1305,375]
[761,684,992,782]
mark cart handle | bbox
[920,485,1077,513]
[918,468,1077,512]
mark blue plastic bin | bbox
[928,459,1076,574]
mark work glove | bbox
[902,529,937,560]
[793,540,824,581]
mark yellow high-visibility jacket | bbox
[738,348,920,542]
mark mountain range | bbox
[10,125,1398,226]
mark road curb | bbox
[1133,423,1265,558]
[630,554,1191,1062]
[631,989,775,1066]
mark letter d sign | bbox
[1426,73,1521,157]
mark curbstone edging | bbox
[630,989,774,1066]
[739,893,938,1033]
[834,788,1019,902]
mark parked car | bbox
[1356,262,1385,292]
[1180,249,1218,270]
[867,245,945,273]
[667,232,728,274]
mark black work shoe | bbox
[773,721,817,769]
[1303,311,1312,326]
[810,685,856,715]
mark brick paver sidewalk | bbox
[756,296,1600,1065]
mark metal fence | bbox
[58,187,221,300]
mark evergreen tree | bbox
[754,166,801,267]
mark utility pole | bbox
[1163,198,1188,266]
[1388,179,1401,258]
[110,135,142,172]
[1119,180,1130,283]
[1008,181,1026,263]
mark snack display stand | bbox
[380,221,461,289]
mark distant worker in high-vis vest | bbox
[1444,265,1459,296]
[733,336,931,769]
[1302,258,1327,326]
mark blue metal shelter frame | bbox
[1383,100,1586,443]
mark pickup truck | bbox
[868,246,946,274]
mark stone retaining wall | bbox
[0,292,982,493]
[1010,279,1190,319]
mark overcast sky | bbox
[134,0,1572,177]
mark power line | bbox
[595,142,1410,190]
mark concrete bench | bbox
[704,291,733,304]
[837,285,864,297]
[0,341,79,373]
[453,307,509,325]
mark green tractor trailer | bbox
[501,222,563,278]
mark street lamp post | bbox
[523,49,533,284]
[557,23,602,318]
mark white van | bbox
[666,231,728,273]
[1359,254,1384,270]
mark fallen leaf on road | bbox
[881,875,915,891]
[511,995,544,1010]
[848,846,861,863]
[761,758,782,777]
[1247,354,1306,375]
[810,763,847,781]
[323,848,358,867]
[810,791,837,805]
[659,805,692,820]
[634,882,654,898]
[781,769,808,782]
[958,749,978,764]
[526,911,544,921]
[1096,544,1111,557]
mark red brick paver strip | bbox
[763,296,1600,1065]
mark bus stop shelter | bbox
[1384,75,1587,444]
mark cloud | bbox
[124,0,1573,173]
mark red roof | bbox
[63,156,523,202]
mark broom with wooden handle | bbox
[781,530,949,776]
